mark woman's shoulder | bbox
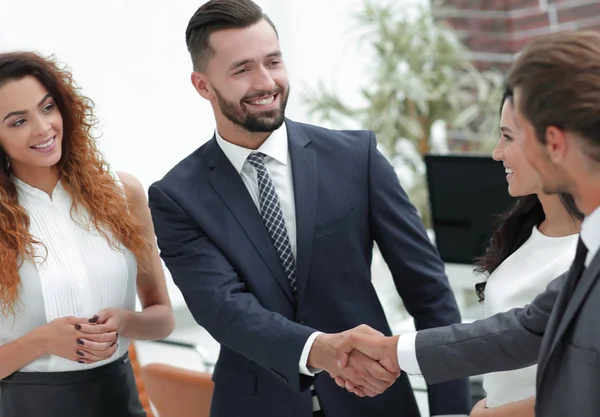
[114,172,146,205]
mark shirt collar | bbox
[215,122,289,174]
[581,205,600,259]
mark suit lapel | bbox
[206,139,295,304]
[286,121,317,303]
[538,251,600,381]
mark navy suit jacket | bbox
[148,119,470,417]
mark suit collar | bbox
[286,119,317,302]
[581,206,600,267]
[214,123,290,173]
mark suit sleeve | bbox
[416,273,564,384]
[366,132,470,415]
[148,184,316,392]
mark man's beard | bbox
[214,85,289,133]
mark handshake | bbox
[307,325,401,397]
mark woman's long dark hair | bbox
[474,89,584,301]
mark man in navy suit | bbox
[148,1,469,416]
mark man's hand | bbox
[333,332,401,396]
[307,325,400,397]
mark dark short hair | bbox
[507,31,600,162]
[185,0,278,71]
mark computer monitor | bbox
[425,154,515,265]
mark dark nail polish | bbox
[88,317,98,323]
[77,338,84,345]
[77,350,84,356]
[116,333,119,337]
[110,341,117,347]
[77,360,84,364]
[74,324,81,330]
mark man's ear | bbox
[191,71,213,101]
[545,126,569,164]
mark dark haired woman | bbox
[0,51,174,417]
[470,90,582,417]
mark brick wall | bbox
[436,0,600,70]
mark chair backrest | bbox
[128,344,155,417]
[141,363,214,417]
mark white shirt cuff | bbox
[396,331,422,375]
[299,331,323,376]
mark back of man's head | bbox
[508,30,600,162]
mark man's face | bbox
[197,19,289,134]
[512,88,574,195]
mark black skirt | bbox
[0,353,146,417]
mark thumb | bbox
[337,352,350,369]
[335,332,366,367]
[91,308,112,324]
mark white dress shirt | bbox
[482,227,576,407]
[0,176,136,373]
[214,123,322,403]
[396,206,600,414]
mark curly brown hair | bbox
[0,51,150,316]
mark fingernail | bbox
[88,317,98,323]
[77,339,84,345]
[110,341,117,347]
[337,361,341,367]
[116,333,119,337]
[77,350,84,356]
[74,324,81,330]
[77,360,84,364]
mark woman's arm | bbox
[114,172,175,340]
[79,173,175,342]
[470,397,535,417]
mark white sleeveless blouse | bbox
[0,177,137,372]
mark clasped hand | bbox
[309,325,401,397]
[42,308,126,364]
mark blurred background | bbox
[2,0,599,415]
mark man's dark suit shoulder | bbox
[152,121,377,191]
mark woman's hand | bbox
[470,396,535,417]
[38,316,117,364]
[75,308,128,362]
[470,398,488,416]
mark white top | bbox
[482,226,577,407]
[0,176,137,373]
[397,205,600,415]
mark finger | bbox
[356,385,378,397]
[76,343,118,361]
[339,366,382,396]
[334,376,346,388]
[344,379,357,392]
[363,357,399,382]
[66,316,91,325]
[344,352,390,394]
[78,332,118,343]
[354,386,377,397]
[93,308,112,324]
[78,339,115,351]
[77,323,116,334]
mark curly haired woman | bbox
[0,51,174,417]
